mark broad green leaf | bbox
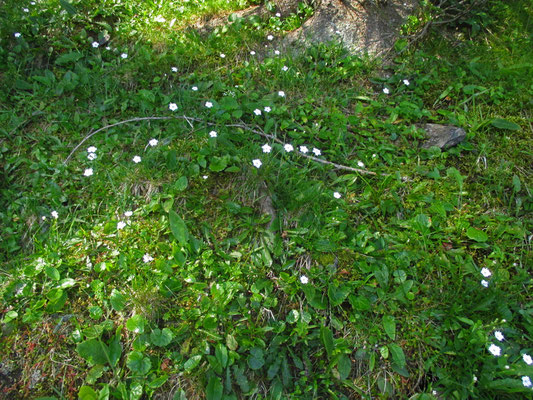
[108,334,122,367]
[126,315,145,334]
[2,310,18,323]
[382,315,396,340]
[85,365,105,385]
[226,334,238,351]
[348,295,371,311]
[110,289,127,312]
[78,386,98,400]
[56,52,83,65]
[169,210,189,245]
[88,306,103,320]
[215,343,228,368]
[76,339,109,365]
[172,389,187,400]
[45,266,60,281]
[233,365,250,392]
[126,351,151,375]
[147,375,169,389]
[206,376,223,400]
[129,382,143,400]
[327,284,350,307]
[320,326,335,358]
[388,343,406,368]
[490,118,520,131]
[59,0,77,15]
[337,354,351,380]
[466,227,488,242]
[209,156,227,172]
[184,355,202,372]
[150,328,173,347]
[175,176,188,192]
[286,310,299,323]
[247,347,265,370]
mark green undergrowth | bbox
[0,0,532,399]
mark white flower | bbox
[87,146,97,153]
[505,365,510,369]
[333,192,342,199]
[488,344,501,356]
[372,153,378,158]
[41,216,46,221]
[105,46,111,50]
[124,211,133,217]
[275,50,280,55]
[252,159,262,168]
[267,34,274,41]
[299,146,308,154]
[403,79,410,86]
[205,101,213,108]
[192,86,198,91]
[149,138,158,147]
[275,12,281,17]
[14,32,21,38]
[383,87,390,94]
[121,53,128,59]
[154,15,166,22]
[494,331,504,341]
[250,51,256,55]
[84,168,93,177]
[23,8,29,12]
[117,221,126,230]
[209,130,217,138]
[282,65,288,71]
[523,354,533,365]
[481,280,489,287]
[264,106,271,113]
[132,155,141,163]
[284,144,293,152]
[312,148,321,156]
[278,91,285,97]
[522,376,532,388]
[51,211,58,219]
[432,390,437,395]
[202,175,208,180]
[481,267,492,277]
[88,152,97,161]
[220,53,226,58]
[262,144,271,153]
[171,67,178,72]
[473,375,478,382]
[169,102,178,111]
[300,275,309,284]
[253,109,262,116]
[143,253,153,263]
[92,41,99,48]
[357,161,365,168]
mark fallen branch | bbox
[65,115,381,176]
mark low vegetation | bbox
[0,0,531,399]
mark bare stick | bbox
[65,115,381,176]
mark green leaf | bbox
[126,315,145,334]
[45,266,60,281]
[184,355,202,372]
[337,354,351,381]
[126,351,151,375]
[490,118,520,131]
[226,334,238,351]
[382,315,396,340]
[110,289,127,312]
[2,310,18,323]
[327,284,350,307]
[172,389,187,400]
[78,386,98,400]
[320,326,335,358]
[233,365,250,392]
[150,328,173,347]
[466,227,488,242]
[108,333,122,367]
[55,52,83,65]
[215,343,228,368]
[59,0,77,15]
[247,347,265,370]
[147,375,169,389]
[169,210,189,245]
[175,176,188,191]
[388,343,406,368]
[85,365,105,385]
[206,376,223,400]
[286,310,299,323]
[130,382,143,400]
[209,156,227,172]
[76,339,109,365]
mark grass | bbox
[0,0,532,399]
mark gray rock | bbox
[421,123,466,150]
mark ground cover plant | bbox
[0,0,532,399]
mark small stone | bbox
[421,124,466,150]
